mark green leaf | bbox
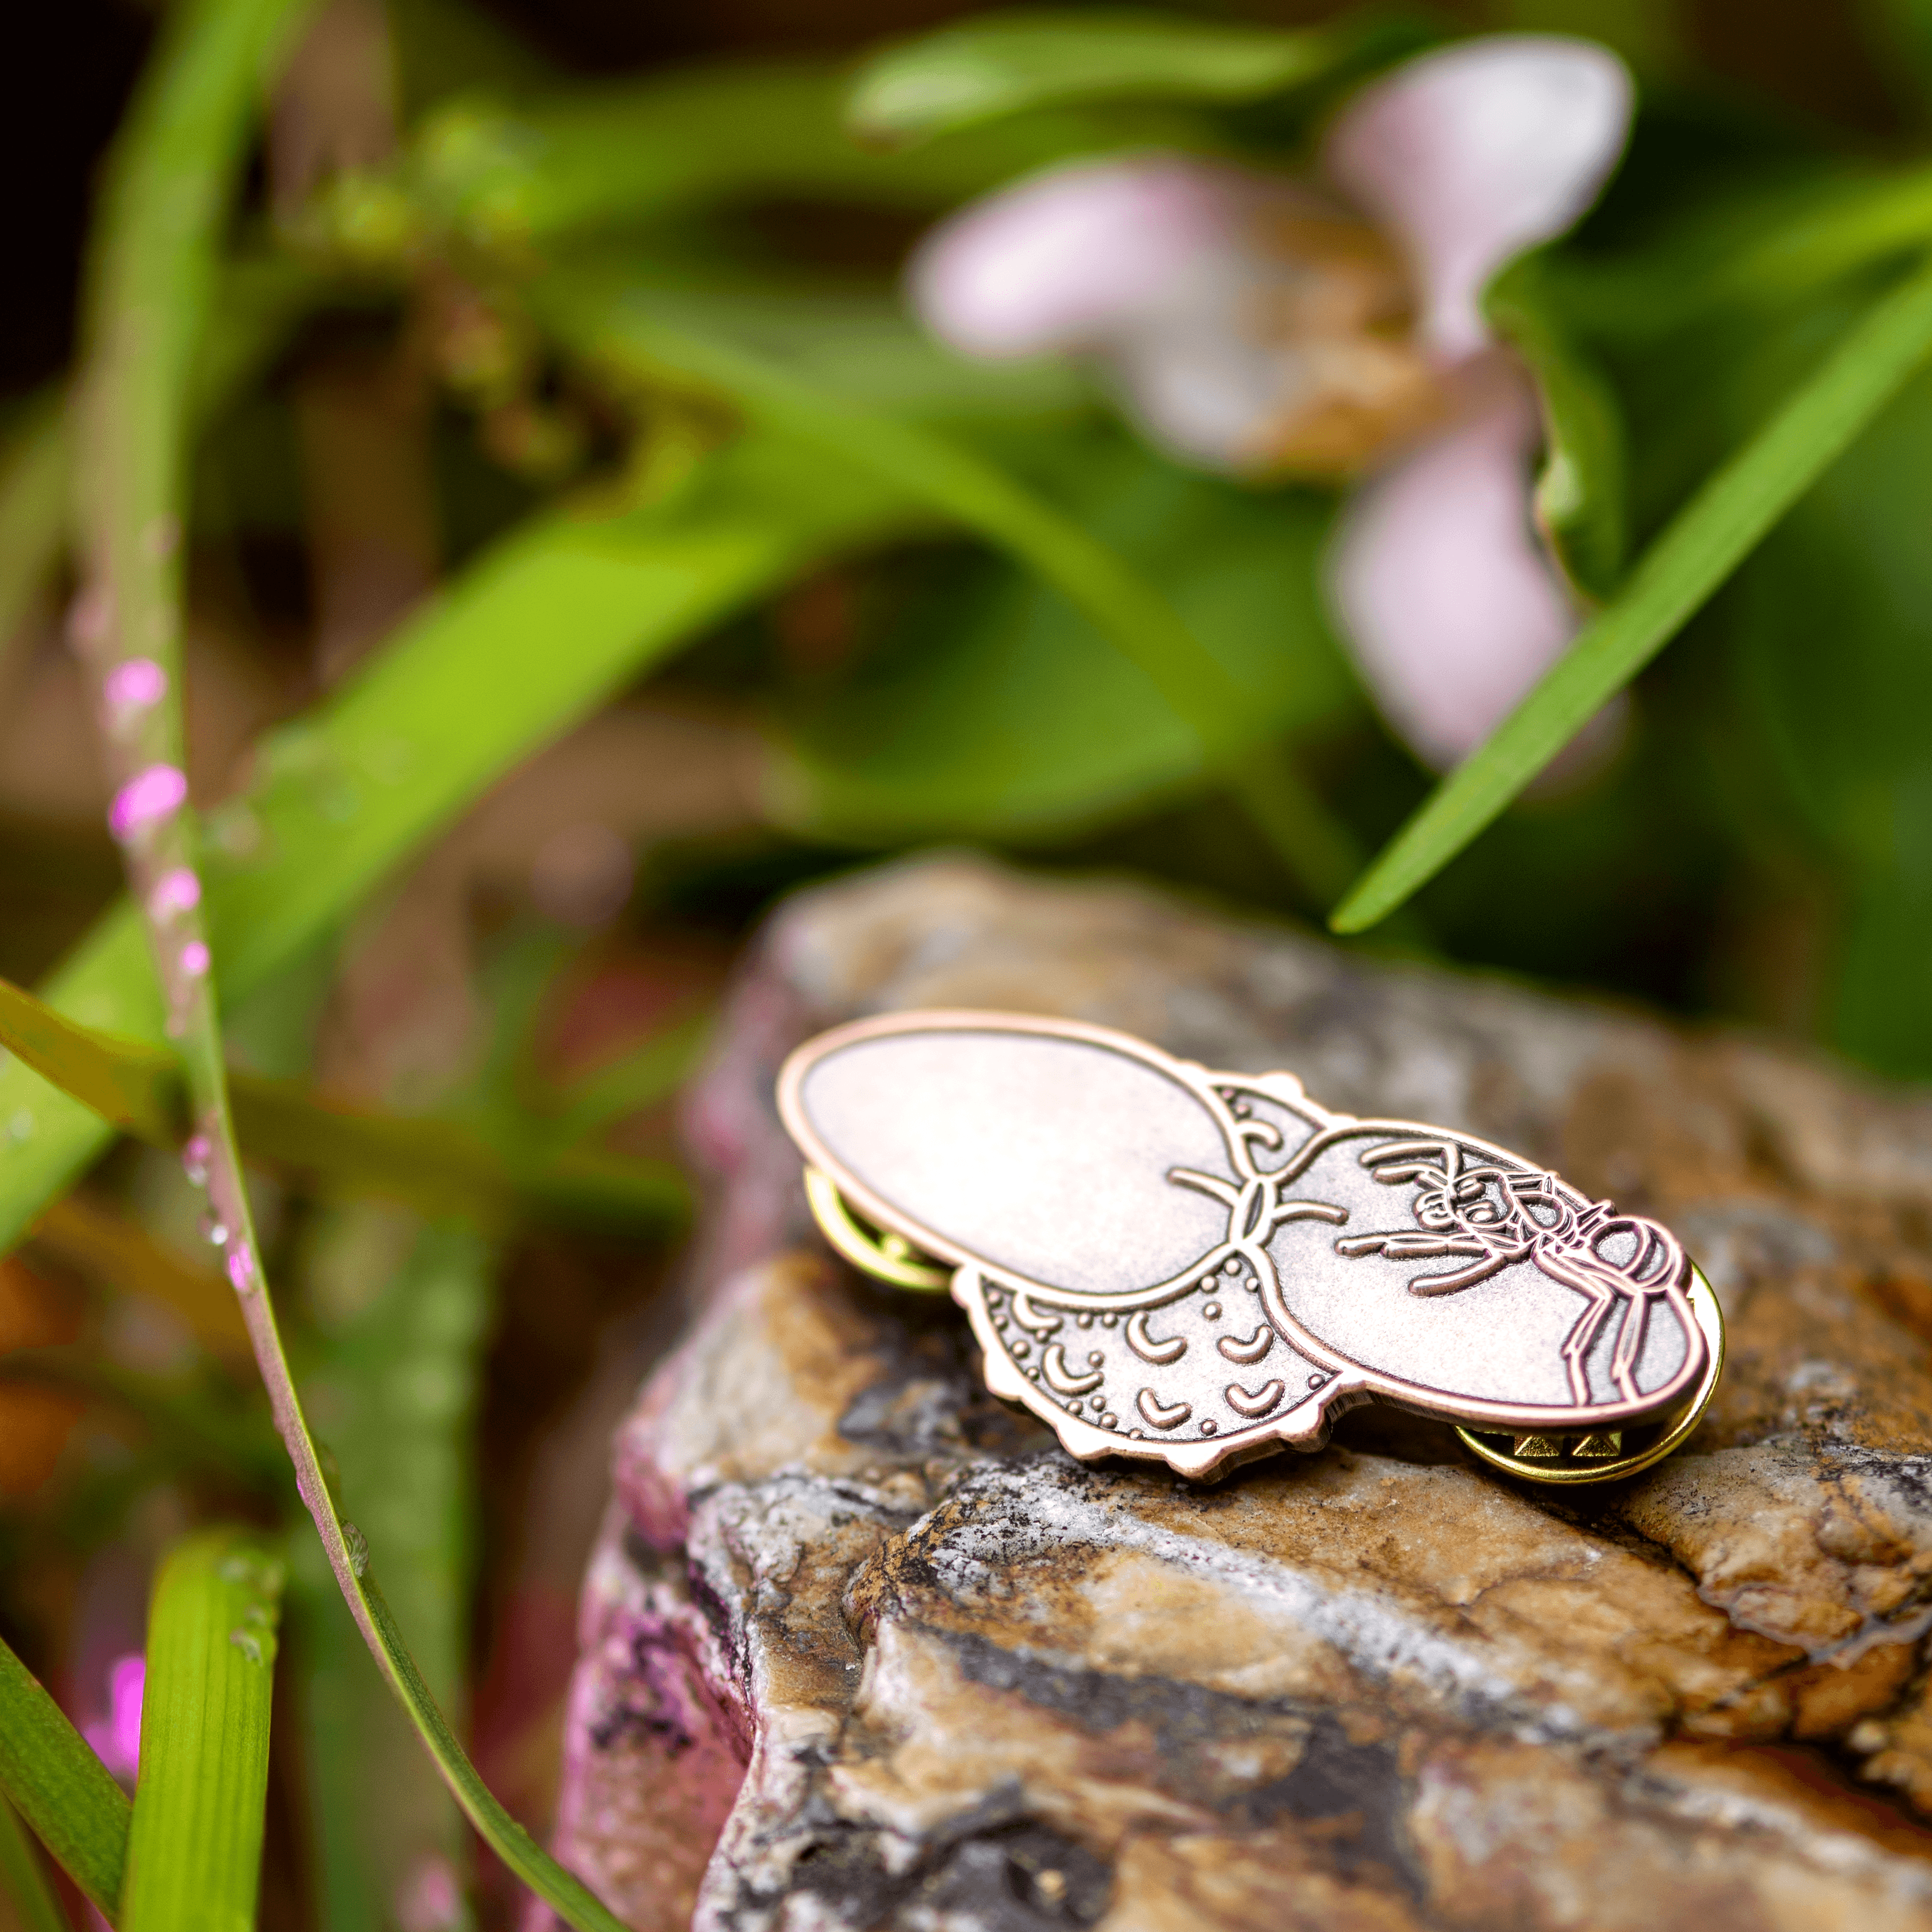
[0,972,684,1232]
[847,7,1393,140]
[294,1213,490,1929]
[0,1795,68,1932]
[1331,251,1932,933]
[0,1633,131,1919]
[1486,258,1627,600]
[327,59,1211,262]
[0,438,915,1256]
[0,255,328,713]
[772,437,1357,837]
[536,1007,712,1146]
[543,266,1361,902]
[122,1531,283,1932]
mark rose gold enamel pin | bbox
[777,1011,1722,1483]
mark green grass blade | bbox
[0,979,184,1143]
[295,1214,489,1929]
[847,8,1395,140]
[1330,251,1932,934]
[0,973,688,1232]
[535,1008,711,1145]
[0,1795,69,1932]
[64,0,635,1923]
[544,271,1359,900]
[1486,258,1627,602]
[121,1532,283,1932]
[0,1635,131,1919]
[0,439,915,1255]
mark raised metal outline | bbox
[1455,1269,1725,1484]
[779,1008,1719,1479]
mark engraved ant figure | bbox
[1333,1138,1691,1407]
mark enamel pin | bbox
[778,1011,1722,1483]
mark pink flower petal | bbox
[84,1652,145,1780]
[109,1654,145,1772]
[1328,367,1580,770]
[1324,36,1632,362]
[108,765,189,841]
[908,155,1242,358]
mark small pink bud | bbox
[227,1247,256,1291]
[148,868,201,918]
[82,1652,145,1781]
[179,941,211,978]
[104,659,167,711]
[109,765,188,841]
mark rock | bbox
[538,856,1932,1931]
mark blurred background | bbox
[3,0,1931,1925]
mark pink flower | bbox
[81,1652,145,1782]
[910,35,1634,772]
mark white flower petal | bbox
[1328,368,1580,770]
[907,155,1242,359]
[1323,36,1633,361]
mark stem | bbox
[71,4,624,1927]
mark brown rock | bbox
[539,857,1932,1930]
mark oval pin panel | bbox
[777,1011,1722,1482]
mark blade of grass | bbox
[0,1636,131,1920]
[294,1213,489,1928]
[532,1006,711,1146]
[121,1531,283,1932]
[542,270,1360,903]
[0,256,330,713]
[0,972,686,1232]
[847,8,1404,141]
[1331,250,1932,934]
[67,6,643,1926]
[0,1796,68,1932]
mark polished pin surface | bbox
[778,1011,1719,1481]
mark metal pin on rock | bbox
[778,1011,1722,1484]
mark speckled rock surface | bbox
[537,856,1932,1931]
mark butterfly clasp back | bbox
[777,1011,1722,1483]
